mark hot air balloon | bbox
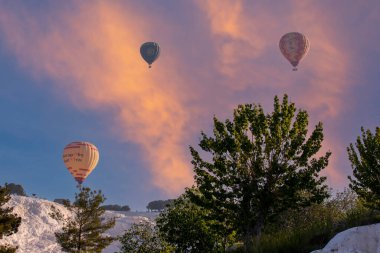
[279,32,310,71]
[62,141,99,185]
[140,42,160,68]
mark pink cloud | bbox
[0,2,194,194]
[195,1,353,188]
[0,1,363,194]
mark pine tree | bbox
[188,94,330,252]
[0,185,21,253]
[54,187,115,253]
[348,127,380,209]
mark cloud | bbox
[0,1,194,194]
[195,0,352,187]
[0,0,360,194]
[196,1,350,116]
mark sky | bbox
[0,1,380,210]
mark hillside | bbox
[1,195,380,253]
[0,195,157,253]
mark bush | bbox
[101,205,130,212]
[0,185,21,252]
[146,200,174,212]
[229,188,380,253]
[118,220,173,253]
[5,183,26,196]
[0,245,18,253]
[53,199,70,205]
[156,194,235,253]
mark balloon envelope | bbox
[140,42,160,68]
[62,141,99,184]
[279,32,310,70]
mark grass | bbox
[229,190,380,253]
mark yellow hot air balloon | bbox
[279,32,310,71]
[62,141,99,185]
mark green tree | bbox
[54,187,115,253]
[146,200,174,212]
[0,185,21,252]
[156,192,235,253]
[101,205,130,212]
[188,95,330,252]
[348,127,380,210]
[4,183,26,197]
[118,220,173,253]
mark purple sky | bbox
[0,1,379,210]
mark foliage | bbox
[348,126,380,210]
[53,186,116,253]
[54,199,70,205]
[229,188,380,253]
[156,192,235,253]
[4,183,26,197]
[101,205,130,212]
[146,200,174,212]
[188,95,330,252]
[0,245,17,253]
[251,191,347,253]
[0,185,21,252]
[49,205,64,221]
[118,220,173,253]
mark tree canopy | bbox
[118,220,172,253]
[348,127,380,209]
[156,192,233,252]
[188,94,330,252]
[5,183,26,197]
[146,200,174,212]
[101,205,130,212]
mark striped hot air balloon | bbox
[62,141,99,185]
[279,32,310,71]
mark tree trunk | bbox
[243,216,264,253]
[77,224,82,253]
[243,230,254,253]
[221,234,227,253]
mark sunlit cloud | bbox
[0,1,194,194]
[0,0,362,195]
[195,0,352,187]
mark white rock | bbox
[311,223,380,253]
[0,195,157,253]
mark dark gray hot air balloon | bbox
[140,42,160,68]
